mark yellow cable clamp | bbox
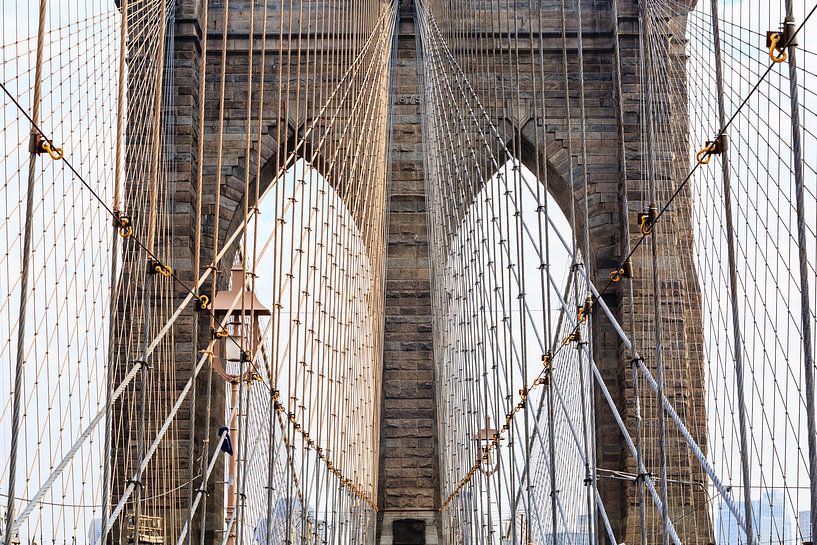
[563,329,582,346]
[113,212,133,238]
[609,260,633,283]
[697,134,728,165]
[696,142,717,164]
[40,140,64,160]
[150,260,173,277]
[197,294,210,310]
[766,31,788,63]
[577,294,592,324]
[637,205,657,235]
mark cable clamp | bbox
[767,18,796,63]
[542,351,552,369]
[637,205,657,235]
[148,258,173,277]
[212,327,230,339]
[196,294,210,311]
[113,211,134,238]
[609,259,633,283]
[133,359,152,371]
[31,133,64,160]
[562,329,582,346]
[696,134,728,164]
[577,294,593,324]
[635,471,650,483]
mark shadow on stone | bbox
[393,518,426,544]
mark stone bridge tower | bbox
[116,0,711,544]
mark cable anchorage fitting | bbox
[112,210,133,238]
[696,134,728,165]
[609,259,633,283]
[30,133,64,160]
[637,205,658,235]
[767,17,797,63]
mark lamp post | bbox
[212,265,270,545]
[473,417,500,477]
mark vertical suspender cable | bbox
[638,2,670,544]
[573,0,599,541]
[186,0,209,543]
[781,2,817,543]
[133,2,168,544]
[101,0,129,541]
[4,2,47,544]
[199,2,231,542]
[709,3,756,545]
[610,0,648,542]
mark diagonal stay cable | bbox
[431,0,816,515]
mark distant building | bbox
[0,509,21,545]
[716,490,796,545]
[88,518,103,545]
[798,511,811,543]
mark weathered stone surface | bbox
[118,1,710,544]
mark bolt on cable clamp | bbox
[563,329,582,346]
[30,133,63,160]
[767,17,797,63]
[133,359,152,371]
[195,294,210,311]
[696,134,728,165]
[148,258,173,277]
[610,259,633,283]
[637,205,658,235]
[577,294,593,324]
[113,210,134,238]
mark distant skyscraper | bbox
[716,490,796,545]
[88,518,103,545]
[799,511,811,543]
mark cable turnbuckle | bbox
[696,134,728,165]
[113,211,133,238]
[609,260,633,283]
[637,205,658,235]
[30,133,64,160]
[148,258,173,277]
